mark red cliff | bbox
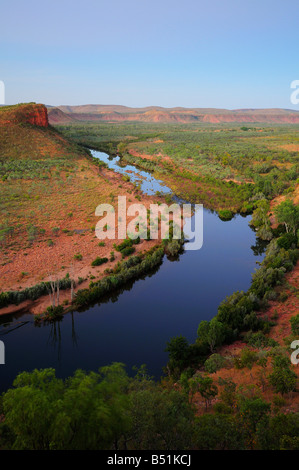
[0,103,49,127]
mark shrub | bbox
[235,348,258,369]
[165,239,183,257]
[0,291,10,308]
[27,225,38,243]
[218,210,233,221]
[115,237,140,252]
[44,305,64,321]
[269,355,297,395]
[244,331,278,348]
[290,314,299,335]
[277,233,297,250]
[75,248,164,307]
[204,354,227,373]
[91,257,108,267]
[121,246,135,258]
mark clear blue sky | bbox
[1,0,299,109]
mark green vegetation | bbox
[274,200,299,235]
[218,209,234,221]
[204,354,228,373]
[42,305,64,322]
[269,354,297,395]
[0,364,298,450]
[76,247,164,307]
[164,199,299,379]
[0,275,72,308]
[113,237,142,258]
[290,314,299,335]
[1,109,298,451]
[250,198,273,240]
[56,121,299,213]
[91,256,108,267]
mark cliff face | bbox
[16,104,49,127]
[0,103,49,127]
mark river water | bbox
[0,151,265,391]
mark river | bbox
[0,150,265,391]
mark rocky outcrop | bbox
[18,104,49,126]
[0,103,49,127]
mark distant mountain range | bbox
[47,104,299,124]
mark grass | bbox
[56,121,299,212]
[0,104,157,292]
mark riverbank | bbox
[0,156,165,315]
[119,149,254,213]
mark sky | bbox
[1,0,299,109]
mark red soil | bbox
[0,165,161,315]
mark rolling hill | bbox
[47,104,299,124]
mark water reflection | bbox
[0,152,266,392]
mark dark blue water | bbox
[0,151,265,392]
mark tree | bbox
[193,414,244,450]
[274,200,299,235]
[1,364,132,450]
[250,199,273,240]
[128,387,194,450]
[237,397,271,449]
[256,356,268,392]
[268,355,297,395]
[165,335,190,375]
[1,369,64,450]
[197,318,226,352]
[190,374,218,409]
[251,199,270,228]
[218,377,237,408]
[290,314,299,335]
[257,412,299,450]
[204,354,227,373]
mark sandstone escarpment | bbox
[47,104,299,125]
[0,103,49,127]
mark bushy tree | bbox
[204,354,227,373]
[274,200,299,235]
[290,314,299,335]
[193,414,244,450]
[165,335,190,375]
[197,318,226,352]
[237,397,271,449]
[268,355,297,395]
[190,374,218,409]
